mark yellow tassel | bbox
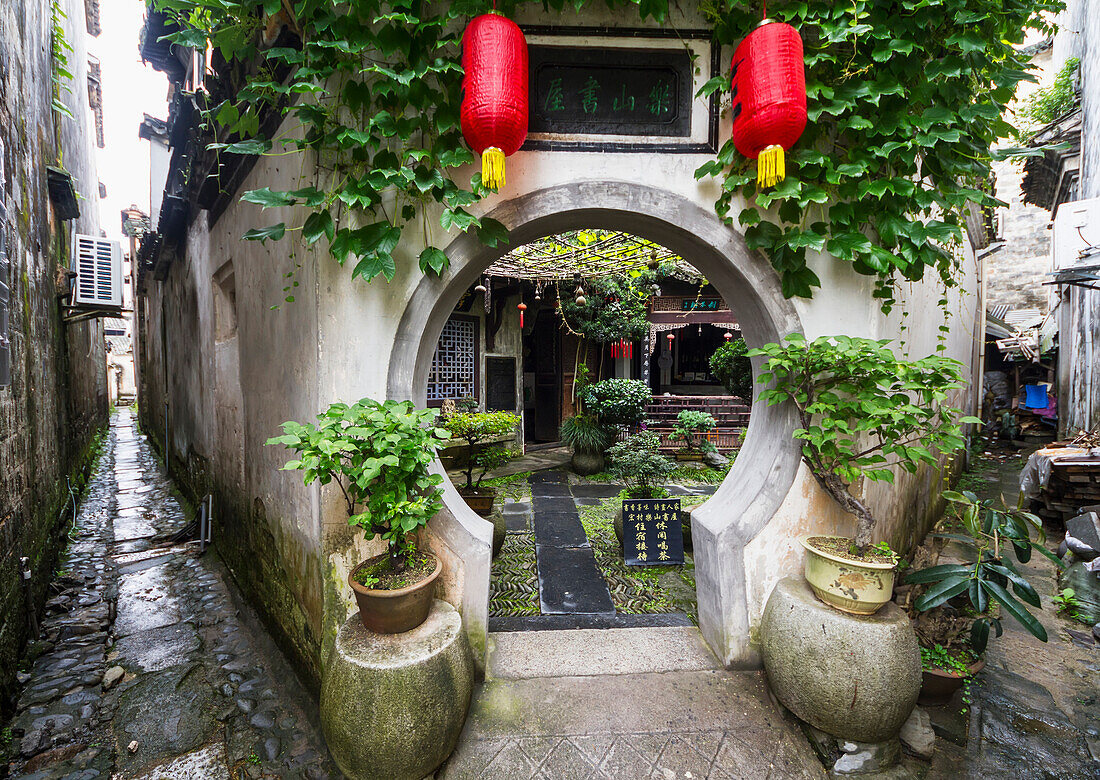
[757,145,786,189]
[482,147,506,190]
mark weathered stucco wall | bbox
[138,1,981,675]
[0,0,107,716]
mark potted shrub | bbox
[607,431,676,544]
[751,334,979,615]
[267,398,450,634]
[907,489,1061,703]
[440,410,520,516]
[560,414,611,475]
[670,409,717,461]
[580,378,652,428]
[709,338,753,401]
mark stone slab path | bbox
[5,411,338,779]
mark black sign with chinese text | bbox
[528,46,692,137]
[622,498,685,566]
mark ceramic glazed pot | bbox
[675,451,705,462]
[918,659,984,706]
[349,553,442,634]
[800,535,897,615]
[459,488,495,517]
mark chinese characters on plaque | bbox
[528,46,692,138]
[621,498,685,566]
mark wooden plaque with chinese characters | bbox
[621,498,684,566]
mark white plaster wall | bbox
[162,0,982,661]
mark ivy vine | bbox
[696,0,1060,307]
[157,0,1058,307]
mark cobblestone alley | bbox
[4,411,338,779]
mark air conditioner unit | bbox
[73,234,122,308]
[1052,197,1100,270]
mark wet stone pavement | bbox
[5,410,338,779]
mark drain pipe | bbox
[199,493,213,553]
[20,557,38,639]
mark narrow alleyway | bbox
[5,411,338,779]
[923,441,1100,778]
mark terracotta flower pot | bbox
[800,535,897,615]
[918,659,984,706]
[348,553,442,634]
[459,488,495,517]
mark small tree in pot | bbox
[608,431,676,544]
[906,489,1062,704]
[751,334,978,615]
[671,409,717,460]
[440,410,520,516]
[267,398,450,633]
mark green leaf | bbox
[418,247,448,275]
[303,211,335,245]
[242,224,286,243]
[476,217,509,248]
[914,574,970,611]
[241,188,295,208]
[984,580,1047,642]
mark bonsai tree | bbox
[907,489,1063,654]
[671,409,717,454]
[580,378,652,428]
[440,410,520,493]
[266,398,449,571]
[709,339,754,400]
[751,334,979,551]
[607,431,674,498]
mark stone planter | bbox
[321,600,474,780]
[918,659,984,706]
[760,576,920,745]
[571,449,605,476]
[800,535,897,615]
[348,553,441,634]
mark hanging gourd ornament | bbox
[730,20,807,189]
[461,13,529,190]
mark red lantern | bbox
[517,301,527,327]
[461,14,529,190]
[731,21,807,189]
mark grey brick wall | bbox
[0,0,108,716]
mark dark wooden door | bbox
[529,310,561,442]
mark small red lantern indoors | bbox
[461,14,529,190]
[730,20,807,189]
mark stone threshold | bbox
[486,625,720,680]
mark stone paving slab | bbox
[487,626,721,680]
[441,670,824,779]
[531,495,578,513]
[533,511,589,548]
[536,546,615,615]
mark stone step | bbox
[485,626,721,680]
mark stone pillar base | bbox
[759,576,920,744]
[320,600,474,780]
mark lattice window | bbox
[427,316,478,403]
